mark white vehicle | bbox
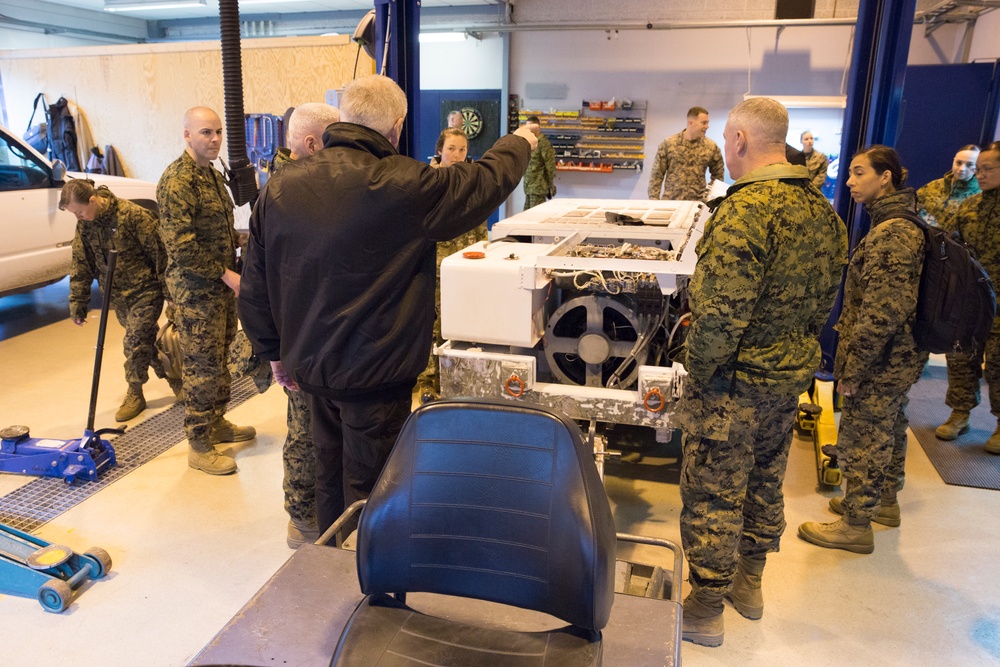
[0,125,158,297]
[437,198,707,459]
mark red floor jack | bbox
[0,250,122,484]
[0,252,120,611]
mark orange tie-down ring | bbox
[643,387,666,412]
[504,373,526,398]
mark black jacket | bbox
[239,122,531,399]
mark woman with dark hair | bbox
[61,178,179,421]
[417,128,485,402]
[799,145,928,554]
[429,127,470,168]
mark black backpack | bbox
[46,96,81,171]
[900,212,996,354]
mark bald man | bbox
[157,106,255,476]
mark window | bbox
[0,131,49,191]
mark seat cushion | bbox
[331,593,602,667]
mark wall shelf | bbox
[520,99,647,175]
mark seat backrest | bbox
[355,398,616,632]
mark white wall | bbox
[907,11,1000,66]
[420,34,504,90]
[968,10,1000,64]
[508,25,855,209]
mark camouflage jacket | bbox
[953,187,1000,323]
[523,133,556,196]
[804,150,829,191]
[69,187,167,320]
[835,189,928,388]
[156,151,237,298]
[269,147,292,174]
[683,163,848,394]
[647,131,725,201]
[917,171,980,229]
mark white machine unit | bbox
[437,198,707,432]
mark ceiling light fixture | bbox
[104,0,207,12]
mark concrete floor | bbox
[1,278,999,666]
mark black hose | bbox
[218,0,258,207]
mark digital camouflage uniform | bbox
[835,189,929,522]
[269,147,292,174]
[917,171,980,228]
[523,132,555,210]
[418,160,488,396]
[804,150,829,192]
[940,187,1000,418]
[268,151,316,525]
[678,163,847,596]
[157,151,239,452]
[69,187,169,391]
[647,131,725,201]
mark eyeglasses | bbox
[978,164,1000,175]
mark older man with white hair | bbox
[271,102,341,172]
[677,97,847,646]
[239,75,538,537]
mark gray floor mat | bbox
[0,376,260,532]
[908,364,1000,491]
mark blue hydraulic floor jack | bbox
[0,524,111,612]
[0,251,120,611]
[0,250,122,484]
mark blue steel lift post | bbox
[374,0,420,159]
[801,0,918,487]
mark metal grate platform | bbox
[0,376,262,533]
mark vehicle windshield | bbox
[0,129,50,191]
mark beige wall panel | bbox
[1,36,373,182]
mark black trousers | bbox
[305,390,412,536]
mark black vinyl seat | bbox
[330,398,617,667]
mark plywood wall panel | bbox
[1,36,373,182]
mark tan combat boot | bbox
[935,410,970,440]
[986,425,1000,455]
[210,418,257,444]
[188,446,237,475]
[115,386,146,422]
[798,517,874,554]
[682,586,725,647]
[829,495,900,527]
[287,517,321,549]
[725,555,765,620]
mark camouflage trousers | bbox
[944,330,1000,417]
[114,295,166,389]
[283,387,316,523]
[839,384,915,522]
[679,380,799,593]
[524,194,547,211]
[417,224,488,395]
[175,289,237,451]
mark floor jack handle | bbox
[86,249,118,433]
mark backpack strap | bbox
[26,93,47,130]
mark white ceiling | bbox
[38,0,499,22]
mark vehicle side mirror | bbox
[51,160,67,184]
